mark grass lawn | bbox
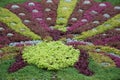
[1,56,120,80]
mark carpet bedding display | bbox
[67,2,113,31]
[5,3,52,40]
[0,22,32,47]
[41,0,59,26]
[85,27,120,49]
[0,0,120,80]
[68,0,96,26]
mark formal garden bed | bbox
[0,0,120,80]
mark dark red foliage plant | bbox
[8,49,27,73]
[74,49,94,76]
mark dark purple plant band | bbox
[108,42,120,49]
[97,52,120,68]
[85,27,120,49]
[94,36,120,44]
[8,52,28,73]
[41,0,59,26]
[85,28,120,41]
[108,54,120,68]
[93,36,120,49]
[23,1,50,31]
[74,49,94,76]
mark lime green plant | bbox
[74,14,120,40]
[77,45,120,56]
[0,7,41,40]
[1,46,19,53]
[99,46,120,56]
[54,0,77,32]
[88,52,116,67]
[22,41,80,70]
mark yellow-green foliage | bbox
[22,41,80,70]
[0,53,17,61]
[0,47,19,60]
[54,0,77,32]
[1,46,19,53]
[88,52,116,67]
[77,45,96,51]
[75,14,120,40]
[0,7,41,40]
[99,46,120,56]
[77,45,120,56]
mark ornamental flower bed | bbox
[85,27,120,49]
[68,2,112,31]
[6,4,52,40]
[71,14,107,34]
[70,5,120,34]
[0,0,120,80]
[0,22,31,48]
[54,0,78,32]
[23,1,51,31]
[41,0,59,26]
[0,7,40,40]
[74,14,120,40]
[68,0,96,26]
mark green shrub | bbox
[22,41,80,70]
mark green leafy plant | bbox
[1,46,19,53]
[22,41,80,70]
[99,46,120,56]
[54,0,77,32]
[88,52,115,67]
[0,46,20,60]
